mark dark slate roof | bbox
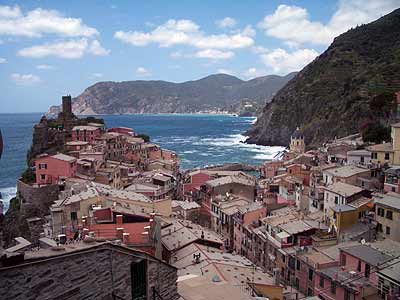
[342,245,392,267]
[378,258,400,283]
[384,166,400,176]
[291,127,303,139]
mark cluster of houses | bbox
[3,96,400,300]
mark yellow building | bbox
[367,142,394,165]
[367,123,400,166]
[391,123,400,165]
[289,127,305,154]
[328,196,373,235]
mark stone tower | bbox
[62,95,72,121]
[290,127,305,154]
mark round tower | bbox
[290,127,305,154]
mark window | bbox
[392,187,396,192]
[296,260,301,270]
[334,196,339,204]
[377,223,383,233]
[39,163,47,170]
[319,276,324,288]
[371,152,378,159]
[40,174,46,180]
[360,156,364,164]
[131,260,147,300]
[385,152,390,160]
[308,268,314,281]
[341,254,346,266]
[330,282,336,294]
[365,263,370,278]
[377,207,385,217]
[357,260,361,272]
[344,289,352,300]
[70,212,77,221]
[386,226,391,235]
[386,210,393,220]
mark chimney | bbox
[116,228,124,240]
[116,214,123,225]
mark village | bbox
[1,95,400,300]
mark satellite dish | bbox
[360,238,366,245]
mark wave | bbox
[0,186,17,212]
[183,150,197,154]
[193,134,285,159]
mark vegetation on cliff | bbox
[246,8,400,147]
[47,73,296,115]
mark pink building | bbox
[182,171,212,195]
[261,160,284,179]
[233,202,266,256]
[72,126,102,145]
[34,153,77,185]
[314,245,391,300]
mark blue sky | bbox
[0,0,398,113]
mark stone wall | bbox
[0,243,179,300]
[17,180,59,211]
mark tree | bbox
[137,133,150,142]
[362,123,391,144]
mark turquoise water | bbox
[0,113,284,209]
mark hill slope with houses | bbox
[246,8,400,148]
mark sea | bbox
[0,113,284,211]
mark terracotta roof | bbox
[324,182,363,197]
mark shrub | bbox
[362,123,391,144]
[137,134,150,142]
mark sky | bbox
[0,0,398,113]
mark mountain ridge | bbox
[48,72,297,116]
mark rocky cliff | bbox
[47,73,296,115]
[246,8,400,147]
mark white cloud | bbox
[0,57,6,63]
[114,19,254,50]
[0,5,98,38]
[194,49,234,60]
[136,67,151,77]
[260,48,318,74]
[36,64,53,69]
[0,5,21,18]
[241,68,267,79]
[18,39,109,59]
[215,17,237,28]
[90,73,103,78]
[217,68,235,76]
[87,40,110,56]
[11,73,41,85]
[258,0,399,46]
